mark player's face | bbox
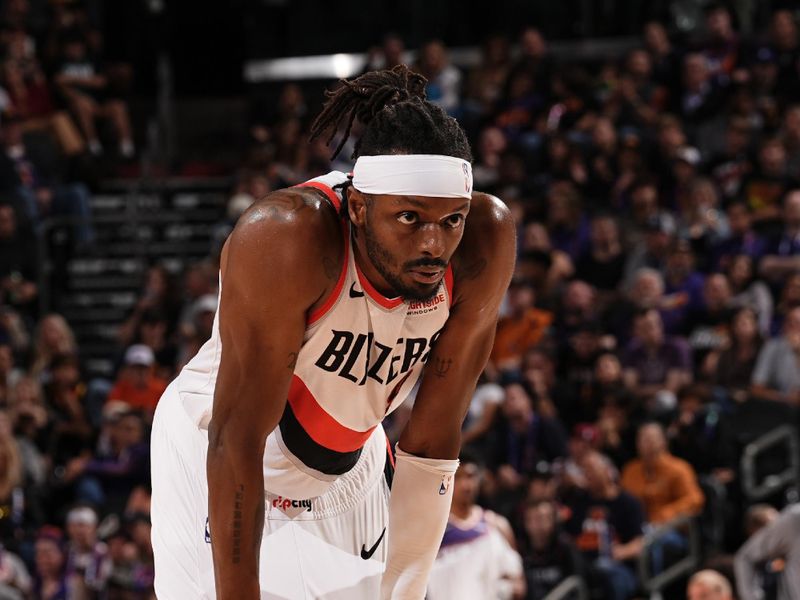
[356,193,470,301]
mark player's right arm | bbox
[206,190,341,599]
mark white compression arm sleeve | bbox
[380,446,459,600]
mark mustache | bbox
[404,258,448,270]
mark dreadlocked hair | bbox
[309,64,472,163]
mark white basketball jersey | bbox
[174,171,454,497]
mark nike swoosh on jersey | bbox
[360,527,386,559]
[349,282,365,298]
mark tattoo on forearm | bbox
[433,357,453,378]
[232,484,244,564]
[287,352,298,370]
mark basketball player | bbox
[150,65,516,599]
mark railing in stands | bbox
[543,575,588,600]
[637,514,701,600]
[741,425,800,502]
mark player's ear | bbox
[348,187,368,227]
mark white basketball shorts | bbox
[150,381,389,599]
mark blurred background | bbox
[1,0,800,598]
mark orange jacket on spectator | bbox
[620,453,704,524]
[107,377,167,414]
[491,308,553,367]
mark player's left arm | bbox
[381,193,516,600]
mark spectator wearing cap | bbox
[621,422,705,525]
[688,569,733,600]
[65,505,111,595]
[750,306,800,405]
[760,190,800,283]
[106,345,167,418]
[489,279,553,375]
[564,450,644,600]
[622,309,692,414]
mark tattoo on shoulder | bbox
[287,352,298,370]
[433,357,453,378]
[455,257,487,281]
[232,484,244,564]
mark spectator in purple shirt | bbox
[713,201,766,272]
[662,239,706,334]
[623,309,693,414]
[65,411,149,515]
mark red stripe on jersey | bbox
[444,264,454,305]
[298,181,341,212]
[287,375,375,453]
[385,436,395,469]
[307,234,349,326]
[355,262,404,309]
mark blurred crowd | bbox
[2,0,800,598]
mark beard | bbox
[362,223,446,303]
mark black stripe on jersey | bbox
[278,402,362,476]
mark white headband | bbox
[352,154,473,199]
